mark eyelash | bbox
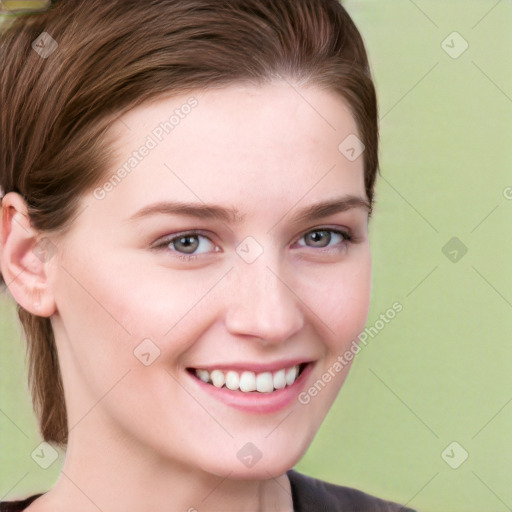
[152,228,354,261]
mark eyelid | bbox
[292,226,353,245]
[151,230,219,252]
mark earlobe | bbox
[0,192,57,317]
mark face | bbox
[47,81,371,478]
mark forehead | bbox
[84,82,365,224]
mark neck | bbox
[31,426,294,512]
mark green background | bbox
[1,1,512,511]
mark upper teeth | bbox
[194,365,301,393]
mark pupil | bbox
[309,231,329,247]
[177,235,198,253]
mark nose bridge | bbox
[224,246,304,343]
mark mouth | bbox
[185,361,314,413]
[186,362,310,394]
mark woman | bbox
[0,0,416,510]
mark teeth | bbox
[210,369,225,388]
[196,369,210,383]
[193,364,303,393]
[273,369,286,390]
[256,371,274,393]
[285,366,298,386]
[225,371,240,391]
[239,371,257,392]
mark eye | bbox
[152,227,353,261]
[295,228,352,250]
[153,231,220,260]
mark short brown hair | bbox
[0,0,379,445]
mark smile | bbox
[189,363,307,393]
[185,361,314,414]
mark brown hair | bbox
[0,0,379,445]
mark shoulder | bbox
[287,469,416,512]
[0,494,43,512]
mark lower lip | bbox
[187,363,315,414]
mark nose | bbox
[224,254,305,345]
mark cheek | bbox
[293,255,371,427]
[54,247,227,376]
[303,250,372,349]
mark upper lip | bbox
[187,359,315,373]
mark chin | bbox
[203,437,310,480]
[215,459,298,481]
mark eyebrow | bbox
[126,195,371,225]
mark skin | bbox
[1,81,372,512]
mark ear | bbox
[0,192,57,317]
